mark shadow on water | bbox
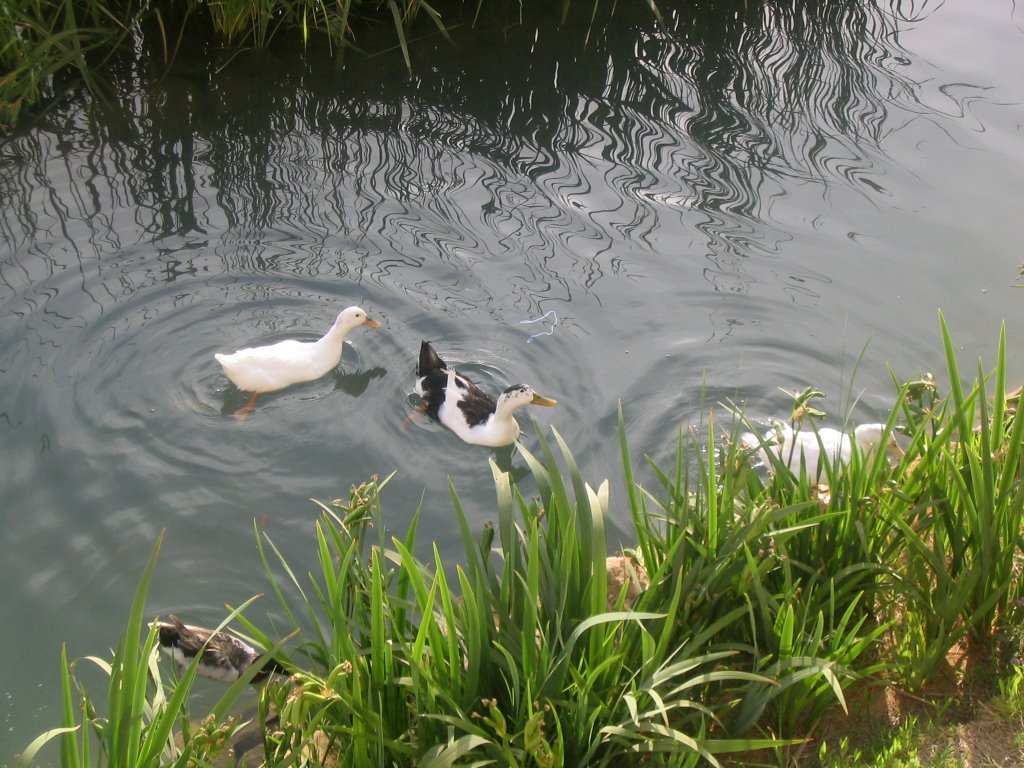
[333,366,388,396]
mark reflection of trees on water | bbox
[0,0,935,344]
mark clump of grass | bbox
[883,316,1024,689]
[252,435,797,766]
[0,0,122,130]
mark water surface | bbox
[2,0,1022,759]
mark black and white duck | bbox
[155,616,286,683]
[413,341,557,447]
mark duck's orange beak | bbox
[531,394,558,407]
[363,317,382,328]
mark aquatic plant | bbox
[250,430,798,766]
[883,317,1024,688]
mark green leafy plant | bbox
[0,0,123,129]
[886,314,1024,688]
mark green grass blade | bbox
[387,0,411,71]
[17,726,79,768]
[58,642,81,768]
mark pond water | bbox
[2,0,1022,759]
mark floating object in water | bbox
[519,310,558,343]
[412,341,557,447]
[214,305,381,419]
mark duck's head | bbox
[335,306,382,331]
[496,384,558,414]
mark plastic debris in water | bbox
[519,310,558,343]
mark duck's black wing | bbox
[157,615,209,657]
[454,377,498,428]
[415,341,499,427]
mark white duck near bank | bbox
[413,341,557,447]
[741,422,902,482]
[215,305,381,418]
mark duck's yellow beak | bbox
[363,317,382,328]
[531,394,558,407]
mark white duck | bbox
[413,341,557,447]
[155,616,286,683]
[215,305,381,418]
[741,422,902,482]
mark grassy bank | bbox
[20,314,1024,766]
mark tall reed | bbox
[252,436,797,766]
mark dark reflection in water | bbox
[333,366,389,396]
[0,0,929,316]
